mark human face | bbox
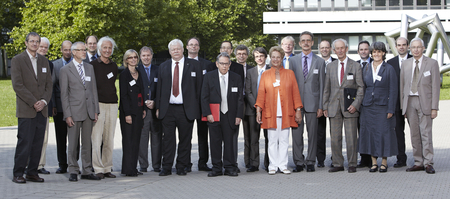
[220,42,233,56]
[25,35,40,53]
[169,43,184,61]
[126,53,138,67]
[140,50,153,66]
[300,34,314,54]
[254,51,266,67]
[86,36,97,55]
[100,41,113,59]
[37,42,49,56]
[61,41,72,60]
[333,40,348,61]
[371,50,385,63]
[216,56,231,75]
[319,41,331,58]
[358,43,370,60]
[410,40,424,59]
[72,43,87,62]
[270,50,282,68]
[186,39,200,55]
[281,40,294,56]
[235,50,248,64]
[396,38,409,56]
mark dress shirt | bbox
[338,57,349,86]
[371,62,382,83]
[73,59,86,81]
[26,49,38,77]
[88,53,96,62]
[62,57,73,66]
[283,53,294,68]
[398,55,408,69]
[218,70,229,106]
[169,57,185,104]
[301,52,313,73]
[188,56,199,61]
[409,55,423,96]
[325,57,333,65]
[360,57,371,68]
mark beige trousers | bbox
[92,103,118,174]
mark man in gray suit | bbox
[400,38,439,174]
[290,31,326,172]
[323,38,364,173]
[60,42,101,181]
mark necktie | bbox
[173,62,179,97]
[77,64,85,85]
[285,57,290,69]
[145,67,150,81]
[362,62,367,68]
[411,60,420,93]
[340,62,344,85]
[303,56,308,79]
[221,75,228,114]
[257,69,263,90]
[91,56,97,62]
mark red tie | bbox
[340,62,344,84]
[173,62,179,97]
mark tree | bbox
[0,0,25,47]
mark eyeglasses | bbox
[411,46,423,50]
[73,49,87,52]
[236,53,247,57]
[218,62,230,66]
[127,56,138,60]
[27,40,40,44]
[188,44,199,47]
[220,47,232,50]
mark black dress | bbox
[119,67,145,175]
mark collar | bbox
[172,57,185,64]
[188,56,199,61]
[26,49,38,59]
[284,53,294,60]
[73,59,82,67]
[301,52,313,59]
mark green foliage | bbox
[0,0,25,46]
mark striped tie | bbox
[78,64,85,85]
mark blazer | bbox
[245,65,271,116]
[11,51,53,118]
[201,70,244,130]
[255,67,303,129]
[323,58,364,118]
[119,67,146,116]
[52,58,67,112]
[137,63,159,101]
[208,61,244,87]
[83,52,98,63]
[155,57,202,120]
[361,61,398,114]
[400,55,440,115]
[290,53,326,112]
[59,61,99,121]
[387,54,413,112]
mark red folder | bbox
[201,103,220,122]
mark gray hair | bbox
[97,36,117,56]
[216,52,231,63]
[300,31,314,41]
[410,37,424,47]
[332,38,348,50]
[281,36,295,45]
[369,41,387,60]
[71,41,85,52]
[140,46,154,55]
[26,32,40,42]
[40,37,50,46]
[123,49,139,68]
[234,44,249,55]
[168,39,184,51]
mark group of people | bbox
[10,30,439,184]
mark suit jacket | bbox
[323,58,364,118]
[400,55,440,115]
[387,54,413,112]
[119,67,146,116]
[11,51,53,118]
[59,61,99,121]
[83,52,98,63]
[245,65,271,116]
[361,61,398,114]
[137,63,159,101]
[52,58,68,112]
[201,70,244,130]
[290,53,326,112]
[155,57,202,120]
[48,61,54,116]
[208,61,244,87]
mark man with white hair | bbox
[155,39,202,176]
[281,36,295,69]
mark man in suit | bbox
[245,47,270,172]
[83,35,98,62]
[11,32,53,183]
[202,52,244,177]
[155,39,202,176]
[387,37,412,168]
[401,38,439,174]
[208,41,245,87]
[186,37,213,172]
[281,36,295,69]
[323,38,364,173]
[60,41,101,181]
[137,46,162,173]
[290,31,326,172]
[319,40,337,66]
[52,40,73,174]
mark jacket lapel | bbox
[418,56,427,83]
[69,62,84,86]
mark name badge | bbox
[191,72,196,77]
[129,80,136,86]
[273,81,280,87]
[107,72,113,79]
[424,71,431,77]
[313,69,319,74]
[232,87,238,92]
[154,77,158,82]
[376,76,382,81]
[42,68,47,73]
[85,76,91,81]
[347,75,354,80]
[203,69,207,75]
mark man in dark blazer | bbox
[155,39,202,176]
[290,31,326,173]
[208,41,245,87]
[387,36,412,168]
[202,52,244,177]
[60,42,101,181]
[137,46,162,173]
[11,32,53,183]
[186,37,213,172]
[83,35,98,63]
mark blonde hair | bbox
[123,49,139,68]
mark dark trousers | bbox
[208,112,238,172]
[244,115,262,167]
[13,112,46,177]
[161,104,194,170]
[196,119,209,166]
[316,115,327,163]
[395,110,407,163]
[121,114,143,175]
[139,109,162,170]
[263,129,269,169]
[53,112,71,169]
[357,117,371,164]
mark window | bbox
[348,0,359,7]
[335,0,346,7]
[322,0,332,8]
[362,35,373,43]
[349,36,359,51]
[308,0,319,7]
[294,0,305,9]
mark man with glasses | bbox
[209,41,245,88]
[83,35,99,62]
[281,36,296,69]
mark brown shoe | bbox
[425,165,435,174]
[96,173,105,179]
[103,172,116,178]
[328,167,344,172]
[406,165,425,172]
[348,166,357,173]
[25,175,44,182]
[12,176,26,183]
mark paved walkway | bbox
[1,101,450,198]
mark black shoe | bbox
[293,165,304,172]
[379,164,388,173]
[247,166,259,172]
[393,162,407,168]
[25,175,44,182]
[125,174,138,177]
[69,174,78,182]
[207,171,223,177]
[184,166,192,173]
[198,165,212,171]
[306,165,315,172]
[224,170,238,177]
[153,168,161,172]
[37,168,50,174]
[245,164,250,168]
[81,174,101,180]
[357,161,370,168]
[369,164,379,172]
[159,169,172,176]
[328,167,344,173]
[317,162,325,168]
[137,171,143,175]
[139,168,147,172]
[12,176,26,183]
[56,168,67,174]
[177,169,187,176]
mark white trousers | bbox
[92,103,118,174]
[267,118,290,171]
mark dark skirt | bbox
[120,113,143,175]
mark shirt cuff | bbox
[41,99,47,105]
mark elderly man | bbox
[90,36,118,179]
[83,35,99,62]
[401,38,440,174]
[11,32,53,183]
[155,39,202,176]
[281,36,295,69]
[323,38,364,173]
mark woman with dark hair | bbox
[358,42,398,173]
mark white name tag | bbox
[376,76,382,81]
[232,87,238,92]
[107,72,113,79]
[424,71,431,77]
[313,69,319,74]
[85,76,91,81]
[203,69,207,75]
[42,68,47,73]
[191,72,196,77]
[129,80,136,86]
[273,81,280,87]
[154,77,158,82]
[347,75,354,80]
